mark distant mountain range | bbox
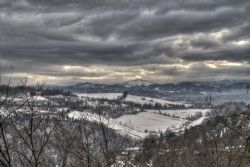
[123,79,155,87]
[39,79,250,104]
[58,79,250,97]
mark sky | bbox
[0,0,250,85]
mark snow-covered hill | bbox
[64,80,250,105]
[75,93,190,107]
[68,108,210,139]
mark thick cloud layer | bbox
[0,0,250,84]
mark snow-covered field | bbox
[68,108,210,139]
[115,111,185,133]
[115,109,210,134]
[68,111,147,138]
[75,93,189,107]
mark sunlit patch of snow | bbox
[68,111,109,123]
[0,108,7,117]
[188,116,207,127]
[32,95,49,101]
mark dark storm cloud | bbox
[1,0,250,84]
[117,6,246,41]
[223,24,250,42]
[190,38,221,50]
[181,46,250,62]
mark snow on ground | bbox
[8,95,48,103]
[0,108,7,117]
[188,117,207,127]
[115,111,185,133]
[11,95,59,105]
[50,95,64,98]
[68,111,147,138]
[11,95,49,102]
[75,93,189,106]
[68,111,108,123]
[32,95,48,101]
[152,109,210,119]
[114,109,210,137]
[68,108,210,139]
[32,96,59,105]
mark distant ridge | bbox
[123,79,155,87]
